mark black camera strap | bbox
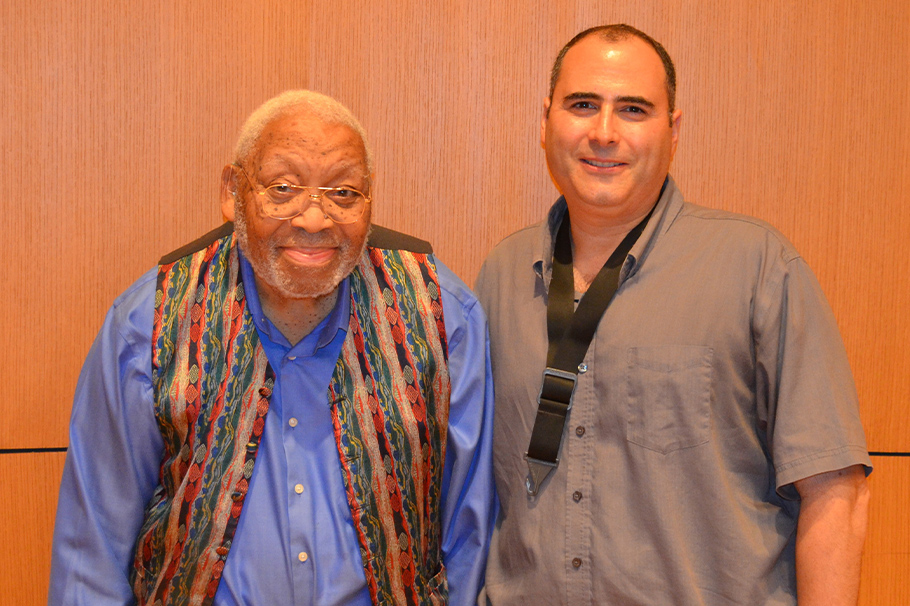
[525,208,652,495]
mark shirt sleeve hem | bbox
[775,444,872,499]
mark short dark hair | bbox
[548,24,677,117]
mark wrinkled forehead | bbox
[252,112,369,175]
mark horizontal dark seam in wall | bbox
[0,447,68,454]
[2,448,909,456]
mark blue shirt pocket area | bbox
[625,345,714,455]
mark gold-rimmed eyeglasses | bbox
[232,163,371,224]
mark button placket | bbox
[565,352,594,601]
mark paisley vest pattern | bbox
[131,223,450,606]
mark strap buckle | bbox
[537,367,577,414]
[524,455,558,496]
[524,368,578,496]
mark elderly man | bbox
[477,25,870,605]
[49,90,495,606]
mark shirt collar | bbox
[533,175,686,287]
[238,247,351,352]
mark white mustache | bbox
[277,233,341,249]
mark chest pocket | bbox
[625,345,714,454]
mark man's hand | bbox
[794,464,870,605]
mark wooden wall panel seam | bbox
[0,447,68,454]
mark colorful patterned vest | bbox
[131,223,451,606]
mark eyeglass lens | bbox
[261,186,366,223]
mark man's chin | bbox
[276,266,348,300]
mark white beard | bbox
[233,206,367,300]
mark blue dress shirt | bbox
[49,250,496,606]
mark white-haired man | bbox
[49,90,495,606]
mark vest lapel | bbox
[329,247,450,606]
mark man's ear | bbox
[669,109,683,161]
[540,96,552,149]
[220,164,237,221]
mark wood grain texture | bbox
[0,453,65,606]
[1,0,907,602]
[860,457,910,605]
[3,0,907,450]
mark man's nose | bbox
[588,110,617,146]
[289,197,334,233]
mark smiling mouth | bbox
[582,159,624,168]
[282,246,337,267]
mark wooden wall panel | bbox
[667,0,910,452]
[860,457,910,605]
[1,0,907,602]
[0,453,65,606]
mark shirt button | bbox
[288,417,298,428]
[288,355,297,361]
[572,557,582,568]
[298,552,309,562]
[575,426,585,437]
[573,491,583,502]
[577,363,588,373]
[294,484,304,494]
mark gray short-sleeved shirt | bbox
[476,177,871,606]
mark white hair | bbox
[233,90,373,173]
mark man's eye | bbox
[266,184,298,203]
[332,188,357,198]
[325,188,362,206]
[622,106,646,114]
[571,101,597,110]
